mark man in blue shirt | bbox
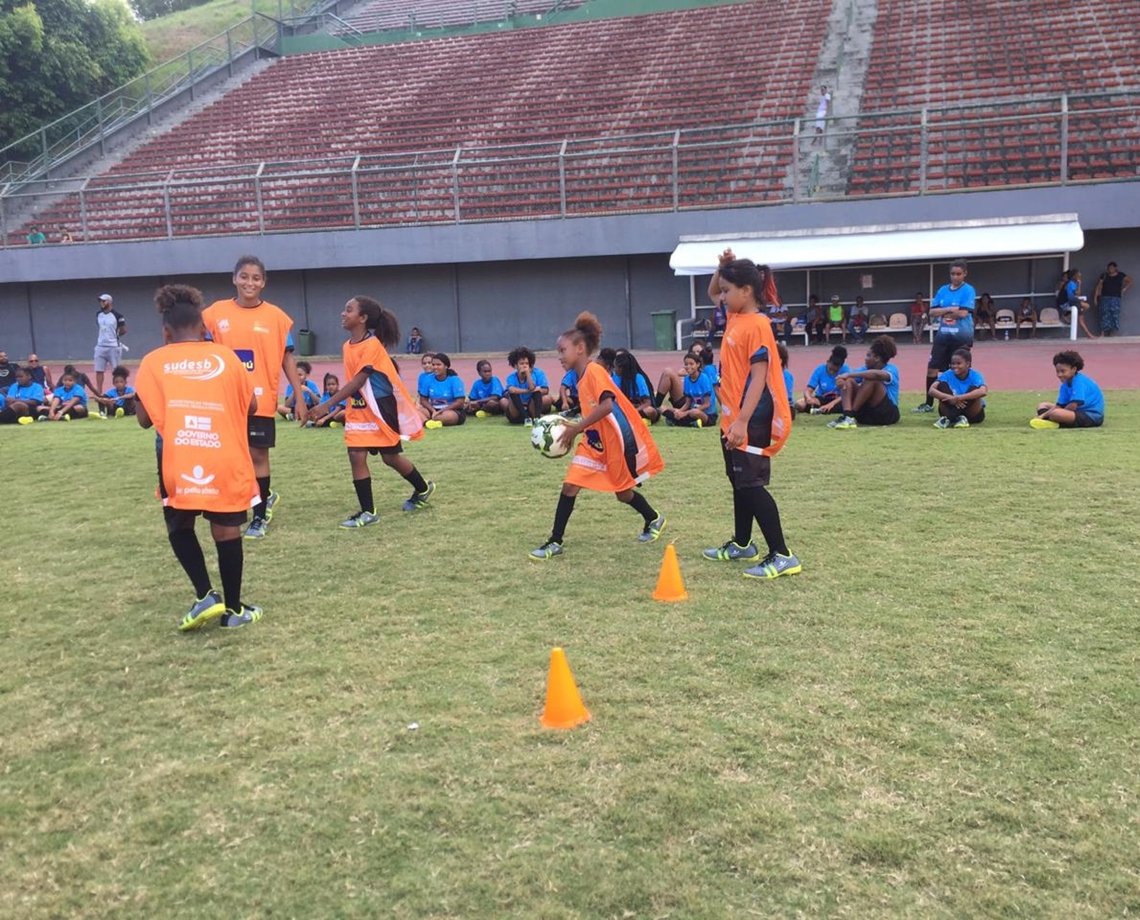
[916,259,976,413]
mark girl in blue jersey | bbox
[828,336,900,429]
[39,370,89,420]
[466,359,504,417]
[1031,350,1105,429]
[613,349,658,423]
[278,360,321,420]
[96,365,137,418]
[776,343,795,420]
[418,352,466,428]
[795,345,847,416]
[1,366,45,424]
[415,352,435,401]
[654,340,715,411]
[558,367,580,415]
[662,351,717,427]
[502,346,553,423]
[930,347,987,428]
[311,373,346,427]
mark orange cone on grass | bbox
[540,647,590,729]
[652,542,688,602]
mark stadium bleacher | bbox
[340,0,587,34]
[19,1,828,241]
[847,0,1140,196]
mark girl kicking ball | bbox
[530,312,665,560]
[308,296,434,528]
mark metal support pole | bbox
[451,147,462,223]
[164,172,174,239]
[1059,94,1069,185]
[188,49,195,101]
[351,155,361,229]
[145,72,153,126]
[671,129,680,211]
[558,138,567,217]
[919,107,929,194]
[95,97,105,156]
[227,29,234,78]
[79,178,90,240]
[255,162,266,234]
[792,119,801,202]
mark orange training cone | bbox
[652,543,688,602]
[540,647,591,730]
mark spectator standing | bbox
[915,260,975,413]
[1057,269,1098,339]
[1093,262,1131,336]
[813,85,831,145]
[94,294,128,394]
[910,292,927,344]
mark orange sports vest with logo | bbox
[136,341,258,513]
[202,299,294,418]
[342,334,424,449]
[717,311,791,456]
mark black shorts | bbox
[721,436,772,489]
[854,397,900,426]
[1070,410,1103,428]
[928,333,973,371]
[163,506,248,534]
[366,445,403,456]
[249,415,276,449]
[451,409,467,426]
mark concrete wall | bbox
[2,185,1139,360]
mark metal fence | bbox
[2,90,1137,247]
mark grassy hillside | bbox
[139,0,303,62]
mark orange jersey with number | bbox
[565,361,664,492]
[342,334,424,449]
[717,311,791,456]
[202,299,294,418]
[135,341,258,513]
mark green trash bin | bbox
[296,328,316,356]
[650,310,676,350]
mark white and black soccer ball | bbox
[531,415,571,458]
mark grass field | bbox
[3,392,1138,917]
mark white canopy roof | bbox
[669,214,1083,275]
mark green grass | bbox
[139,0,300,63]
[3,392,1139,917]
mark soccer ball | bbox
[531,415,572,458]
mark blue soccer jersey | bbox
[52,383,87,406]
[102,384,136,408]
[1057,372,1104,421]
[682,372,717,414]
[807,361,849,396]
[506,367,549,404]
[931,281,977,339]
[612,371,651,401]
[852,364,900,405]
[782,369,794,406]
[7,381,45,404]
[468,376,504,400]
[422,374,465,409]
[284,379,321,407]
[561,368,579,398]
[936,367,986,403]
[701,364,720,386]
[416,370,433,397]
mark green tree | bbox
[132,0,212,23]
[0,0,151,155]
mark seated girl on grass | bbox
[795,345,847,416]
[613,349,658,424]
[929,347,987,428]
[1031,350,1104,429]
[827,335,900,430]
[661,350,718,427]
[466,360,504,418]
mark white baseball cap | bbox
[98,293,113,302]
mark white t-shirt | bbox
[815,92,831,120]
[96,309,122,348]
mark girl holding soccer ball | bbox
[529,312,666,560]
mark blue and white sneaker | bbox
[220,603,263,629]
[743,552,803,580]
[178,590,225,632]
[340,510,379,529]
[243,517,268,540]
[529,540,563,560]
[637,515,666,543]
[402,481,435,512]
[702,540,761,562]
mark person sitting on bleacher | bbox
[1015,297,1037,338]
[406,326,425,354]
[848,296,869,343]
[974,292,998,340]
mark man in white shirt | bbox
[94,294,127,394]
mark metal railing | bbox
[2,89,1137,246]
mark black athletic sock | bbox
[353,476,374,514]
[653,391,665,409]
[254,475,270,520]
[549,492,577,544]
[733,489,753,546]
[402,467,429,494]
[169,528,212,599]
[743,485,789,556]
[215,537,243,613]
[924,384,935,408]
[626,491,657,524]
